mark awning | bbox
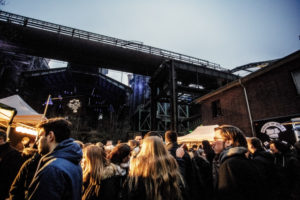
[178,125,218,143]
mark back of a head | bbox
[107,143,131,164]
[249,137,264,151]
[202,140,212,150]
[139,136,167,158]
[84,144,106,163]
[37,117,72,143]
[217,125,247,148]
[165,130,177,143]
[144,131,162,139]
[82,144,107,186]
[270,140,290,153]
[129,136,182,200]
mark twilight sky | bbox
[1,0,299,83]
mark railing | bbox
[0,10,229,72]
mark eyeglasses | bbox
[213,137,224,142]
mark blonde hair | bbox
[82,145,108,200]
[128,136,183,200]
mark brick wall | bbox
[199,52,300,137]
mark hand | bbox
[176,144,185,158]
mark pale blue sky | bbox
[1,0,300,70]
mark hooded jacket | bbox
[217,147,266,200]
[26,138,82,200]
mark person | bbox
[247,137,280,200]
[0,129,23,200]
[107,143,131,199]
[21,137,31,149]
[128,140,140,156]
[10,149,41,200]
[107,143,131,177]
[133,133,143,143]
[82,144,120,200]
[144,131,163,139]
[165,130,203,200]
[214,125,266,200]
[211,131,225,198]
[125,136,186,200]
[269,140,300,200]
[202,140,215,166]
[26,118,82,200]
[104,140,114,155]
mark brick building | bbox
[194,50,300,144]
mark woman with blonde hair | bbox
[126,136,186,200]
[81,144,119,200]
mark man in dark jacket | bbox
[270,140,300,200]
[0,129,23,200]
[26,118,82,200]
[10,151,41,200]
[214,125,266,200]
[165,130,206,200]
[247,137,282,200]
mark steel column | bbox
[169,61,178,132]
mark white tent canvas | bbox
[0,95,44,125]
[178,125,218,143]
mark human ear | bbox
[224,140,232,147]
[48,131,56,142]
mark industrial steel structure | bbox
[0,10,239,133]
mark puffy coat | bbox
[26,138,82,200]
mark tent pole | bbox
[43,95,51,118]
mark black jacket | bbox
[166,142,190,181]
[0,142,23,200]
[9,152,41,200]
[123,176,187,200]
[167,142,203,200]
[217,147,266,200]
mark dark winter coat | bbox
[26,138,82,200]
[166,142,190,180]
[0,142,23,200]
[123,176,187,200]
[166,142,201,200]
[83,163,122,200]
[278,152,300,200]
[217,147,266,200]
[190,151,213,200]
[9,152,41,200]
[251,150,282,200]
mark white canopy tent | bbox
[0,95,44,125]
[178,125,219,143]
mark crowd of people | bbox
[0,118,300,200]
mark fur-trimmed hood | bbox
[102,163,118,180]
[220,146,248,163]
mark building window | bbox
[212,100,222,117]
[291,69,300,95]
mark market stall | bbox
[178,125,218,147]
[0,95,45,147]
